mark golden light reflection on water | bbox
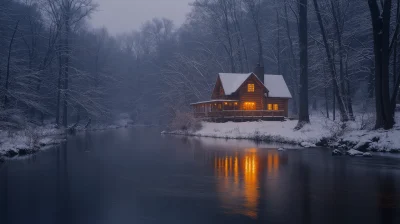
[214,149,283,219]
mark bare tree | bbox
[45,0,97,127]
[244,0,264,67]
[312,0,349,122]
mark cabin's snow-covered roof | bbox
[218,73,292,98]
[264,74,292,98]
[219,73,251,95]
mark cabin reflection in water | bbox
[213,149,288,219]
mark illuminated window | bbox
[267,104,279,111]
[248,84,255,92]
[224,102,228,105]
[243,102,256,110]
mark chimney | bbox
[253,63,264,84]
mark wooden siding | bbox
[211,77,225,99]
[238,75,266,110]
[265,98,289,117]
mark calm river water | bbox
[1,128,400,224]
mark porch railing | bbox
[193,110,285,119]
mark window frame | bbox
[247,83,255,93]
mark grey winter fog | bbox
[1,0,400,223]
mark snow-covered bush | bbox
[321,117,344,139]
[358,112,375,130]
[169,111,202,132]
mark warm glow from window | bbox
[234,102,238,106]
[243,102,256,110]
[268,104,279,111]
[224,102,228,105]
[248,84,255,92]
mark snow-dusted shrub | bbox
[169,112,202,132]
[358,112,375,130]
[321,117,344,139]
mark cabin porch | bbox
[191,100,286,122]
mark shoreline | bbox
[0,121,136,163]
[163,129,400,155]
[161,130,301,145]
[163,115,400,155]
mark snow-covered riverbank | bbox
[0,116,135,163]
[164,113,400,153]
[0,125,65,161]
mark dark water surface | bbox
[1,128,400,224]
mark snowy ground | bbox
[341,120,400,152]
[165,112,400,153]
[167,116,336,145]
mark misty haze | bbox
[1,0,400,223]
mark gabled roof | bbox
[219,73,251,95]
[264,74,292,98]
[218,73,292,98]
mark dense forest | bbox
[0,0,399,129]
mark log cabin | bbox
[191,66,292,122]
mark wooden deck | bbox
[194,110,286,122]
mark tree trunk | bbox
[394,39,397,90]
[325,87,329,118]
[345,59,355,120]
[232,4,249,72]
[330,0,348,114]
[222,1,236,72]
[277,8,281,75]
[333,86,336,121]
[296,0,310,129]
[56,42,62,126]
[4,20,20,108]
[368,0,395,129]
[63,8,70,127]
[368,63,375,98]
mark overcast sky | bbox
[90,0,193,35]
